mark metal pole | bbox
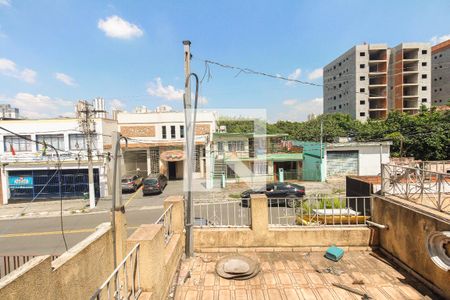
[110,131,120,270]
[183,40,193,257]
[379,143,383,174]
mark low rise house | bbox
[116,109,217,181]
[209,132,303,186]
[0,117,117,204]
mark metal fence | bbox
[381,164,450,212]
[91,243,141,300]
[155,204,174,244]
[0,255,58,279]
[268,196,371,227]
[193,199,251,227]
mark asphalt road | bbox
[0,181,188,255]
[0,180,298,255]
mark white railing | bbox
[91,243,141,300]
[155,204,174,244]
[381,164,450,212]
[268,196,371,227]
[193,199,251,227]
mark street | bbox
[0,181,188,255]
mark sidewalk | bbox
[0,198,113,220]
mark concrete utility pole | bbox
[110,131,127,269]
[77,100,96,209]
[183,40,194,257]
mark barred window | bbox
[195,145,202,172]
[253,161,268,174]
[227,141,244,152]
[149,148,160,174]
[36,134,64,151]
[4,135,32,152]
[69,134,86,150]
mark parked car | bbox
[121,174,143,192]
[240,182,305,207]
[142,173,168,196]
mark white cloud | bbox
[98,15,143,40]
[146,77,208,104]
[110,99,125,110]
[55,72,76,86]
[282,99,297,106]
[20,68,36,83]
[286,68,301,86]
[0,0,11,6]
[0,58,37,83]
[307,68,323,80]
[9,93,75,118]
[430,34,450,45]
[280,97,323,121]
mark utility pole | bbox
[320,119,324,182]
[183,40,194,257]
[77,100,96,209]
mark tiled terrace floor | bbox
[174,250,437,300]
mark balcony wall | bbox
[0,223,115,300]
[194,194,375,251]
[372,195,450,297]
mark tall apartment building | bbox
[323,43,431,121]
[431,39,450,106]
[0,104,19,119]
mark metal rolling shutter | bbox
[327,151,358,177]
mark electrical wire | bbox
[0,126,69,251]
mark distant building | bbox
[323,43,431,121]
[0,104,20,119]
[116,110,216,181]
[0,117,117,204]
[307,113,317,121]
[431,39,450,106]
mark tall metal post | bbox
[183,40,194,257]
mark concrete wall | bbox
[0,223,114,300]
[372,195,450,297]
[194,194,375,251]
[127,196,185,300]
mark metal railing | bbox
[268,196,371,227]
[91,243,141,300]
[155,204,174,244]
[0,255,58,279]
[193,199,251,227]
[381,164,450,212]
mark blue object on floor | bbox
[325,246,344,262]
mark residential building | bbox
[0,117,117,205]
[431,39,450,106]
[0,104,20,119]
[210,132,303,186]
[325,140,392,178]
[116,110,216,181]
[323,43,431,121]
[389,43,432,114]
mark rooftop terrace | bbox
[175,250,437,300]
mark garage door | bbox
[327,151,358,177]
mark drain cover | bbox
[216,255,260,280]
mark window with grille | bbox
[195,145,201,172]
[162,126,167,139]
[149,148,160,174]
[69,134,86,150]
[227,141,244,152]
[4,135,32,152]
[171,126,176,139]
[36,134,64,151]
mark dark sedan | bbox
[142,174,168,196]
[240,182,305,207]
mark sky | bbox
[0,0,449,121]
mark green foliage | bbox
[217,109,450,160]
[300,196,346,213]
